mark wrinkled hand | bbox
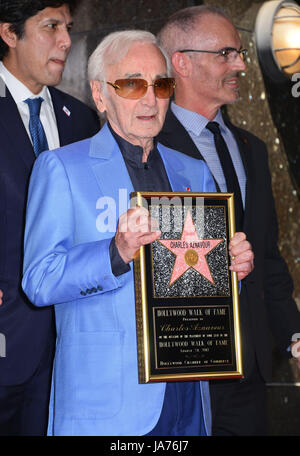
[229,232,254,281]
[0,289,2,306]
[115,207,161,263]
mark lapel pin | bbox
[63,106,71,117]
[186,187,191,191]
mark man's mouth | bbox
[136,115,157,121]
[224,75,240,88]
[50,58,66,67]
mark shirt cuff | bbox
[109,237,131,277]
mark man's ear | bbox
[171,51,191,78]
[90,80,106,113]
[0,23,18,49]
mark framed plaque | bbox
[131,192,243,383]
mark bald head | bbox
[157,6,246,120]
[157,5,233,59]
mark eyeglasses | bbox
[104,77,176,99]
[177,47,248,62]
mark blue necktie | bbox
[24,97,49,156]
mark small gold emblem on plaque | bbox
[184,249,199,267]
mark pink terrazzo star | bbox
[159,210,223,286]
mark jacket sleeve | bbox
[261,150,300,352]
[22,151,127,307]
[243,133,300,353]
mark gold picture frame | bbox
[131,192,243,383]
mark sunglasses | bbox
[104,77,176,99]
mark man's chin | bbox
[137,124,163,139]
[44,71,64,88]
[226,89,240,105]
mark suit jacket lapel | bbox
[49,86,74,147]
[158,143,192,192]
[159,108,221,191]
[89,125,192,205]
[89,124,134,207]
[159,108,204,160]
[225,119,254,224]
[0,86,35,170]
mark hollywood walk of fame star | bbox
[158,210,223,286]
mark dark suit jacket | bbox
[0,85,100,385]
[158,107,300,381]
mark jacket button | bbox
[97,285,103,291]
[80,290,86,296]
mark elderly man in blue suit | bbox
[22,30,254,436]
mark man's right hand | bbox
[0,289,3,306]
[115,206,161,264]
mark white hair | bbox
[88,29,172,86]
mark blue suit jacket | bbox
[0,85,100,385]
[22,124,215,436]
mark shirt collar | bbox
[171,101,227,136]
[108,122,157,168]
[0,61,51,106]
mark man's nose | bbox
[141,85,157,106]
[58,27,72,51]
[233,52,247,71]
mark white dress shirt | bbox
[0,61,60,150]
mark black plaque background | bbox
[133,192,242,382]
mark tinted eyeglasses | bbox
[177,47,248,62]
[104,77,176,99]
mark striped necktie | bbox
[24,97,49,156]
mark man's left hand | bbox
[229,232,254,281]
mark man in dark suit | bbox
[157,5,300,435]
[0,0,99,435]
